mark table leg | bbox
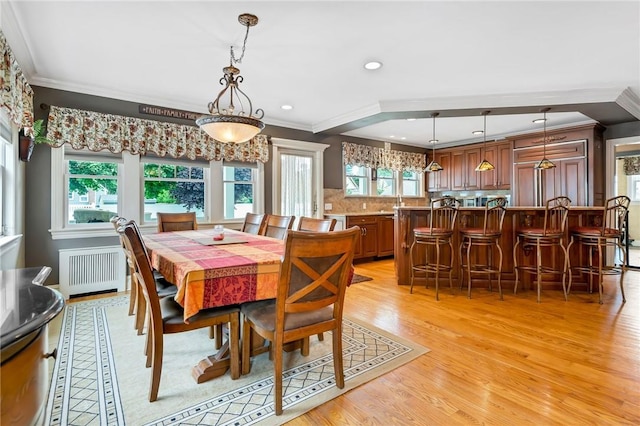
[191,342,233,383]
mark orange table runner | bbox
[144,229,284,321]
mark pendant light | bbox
[534,107,556,170]
[425,112,444,172]
[196,13,265,143]
[475,110,495,172]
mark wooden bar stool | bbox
[459,197,507,300]
[409,196,459,300]
[513,196,571,303]
[566,195,630,304]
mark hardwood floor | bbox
[288,258,640,425]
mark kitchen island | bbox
[394,206,610,292]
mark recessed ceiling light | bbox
[406,118,416,122]
[281,104,293,110]
[389,135,395,138]
[532,118,547,123]
[364,61,382,70]
[401,137,406,140]
[472,130,484,135]
[429,139,438,144]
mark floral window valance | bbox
[342,141,426,172]
[46,105,269,163]
[0,30,34,134]
[623,156,640,175]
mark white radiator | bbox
[59,246,126,299]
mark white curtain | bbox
[280,153,313,218]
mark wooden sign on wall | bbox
[139,104,200,121]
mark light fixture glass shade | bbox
[426,160,444,172]
[534,158,556,170]
[475,159,495,172]
[196,115,265,143]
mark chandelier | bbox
[475,110,495,172]
[196,13,265,143]
[425,112,444,172]
[534,107,556,170]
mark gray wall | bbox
[27,86,425,283]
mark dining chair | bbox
[119,221,241,402]
[156,212,198,232]
[513,196,571,303]
[567,195,630,304]
[410,196,459,300]
[459,196,508,300]
[115,220,177,335]
[261,214,295,240]
[297,216,337,232]
[111,216,136,314]
[241,212,267,235]
[240,226,360,415]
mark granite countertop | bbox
[0,267,65,349]
[325,211,396,217]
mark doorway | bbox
[608,136,640,268]
[271,138,329,229]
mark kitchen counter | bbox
[325,211,396,217]
[1,266,64,426]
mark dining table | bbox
[143,227,285,383]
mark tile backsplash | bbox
[323,188,428,213]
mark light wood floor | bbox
[288,258,640,425]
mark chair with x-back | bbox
[240,227,360,415]
[297,216,337,232]
[119,221,240,402]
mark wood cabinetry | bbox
[344,214,394,259]
[513,140,588,206]
[427,150,451,191]
[510,124,604,206]
[480,141,512,190]
[451,147,481,190]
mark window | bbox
[375,168,395,196]
[223,165,256,219]
[627,175,640,202]
[344,164,423,197]
[401,170,421,197]
[66,158,119,225]
[345,164,369,196]
[142,162,205,222]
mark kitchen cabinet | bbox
[347,215,378,258]
[377,215,395,256]
[451,147,481,190]
[512,140,588,206]
[480,141,512,190]
[427,151,451,191]
[510,124,604,206]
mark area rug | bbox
[44,296,428,425]
[350,273,373,284]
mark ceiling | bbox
[3,1,640,149]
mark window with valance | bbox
[0,30,34,134]
[622,156,640,175]
[46,105,269,163]
[342,141,426,172]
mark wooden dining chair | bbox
[119,221,241,402]
[261,214,295,240]
[241,212,267,235]
[115,220,177,335]
[156,212,197,232]
[241,226,360,415]
[297,216,337,232]
[111,216,136,314]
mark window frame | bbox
[50,148,264,239]
[343,164,424,198]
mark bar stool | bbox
[566,195,630,304]
[459,197,507,300]
[410,196,459,300]
[513,196,571,303]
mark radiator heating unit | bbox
[59,246,126,299]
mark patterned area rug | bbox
[44,296,428,425]
[350,274,374,283]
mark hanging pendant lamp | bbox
[425,112,444,172]
[196,13,265,143]
[534,107,556,170]
[475,110,495,172]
